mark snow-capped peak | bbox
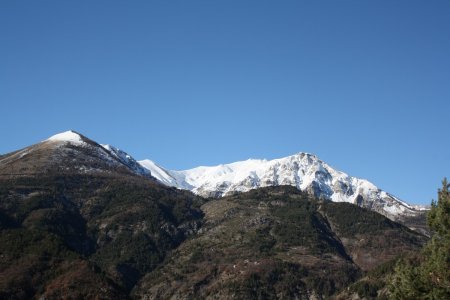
[46,130,85,145]
[138,152,424,221]
[42,131,152,179]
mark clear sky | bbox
[1,1,449,205]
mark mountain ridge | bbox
[137,152,427,223]
[0,131,428,227]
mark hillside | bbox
[0,172,205,299]
[134,186,426,299]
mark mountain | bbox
[1,130,424,229]
[0,131,153,179]
[0,131,429,299]
[138,153,427,224]
[0,131,204,299]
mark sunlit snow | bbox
[46,130,85,145]
[138,152,424,218]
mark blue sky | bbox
[1,1,449,205]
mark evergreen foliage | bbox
[389,178,450,299]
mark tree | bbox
[428,177,450,236]
[389,178,450,299]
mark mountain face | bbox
[101,144,152,178]
[0,131,429,299]
[138,153,426,224]
[0,131,153,179]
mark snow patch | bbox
[46,131,84,145]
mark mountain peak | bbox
[291,152,320,161]
[0,131,155,180]
[138,151,425,221]
[46,130,85,145]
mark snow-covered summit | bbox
[138,152,424,221]
[46,130,85,145]
[42,131,153,179]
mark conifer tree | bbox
[428,177,450,236]
[389,178,450,299]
